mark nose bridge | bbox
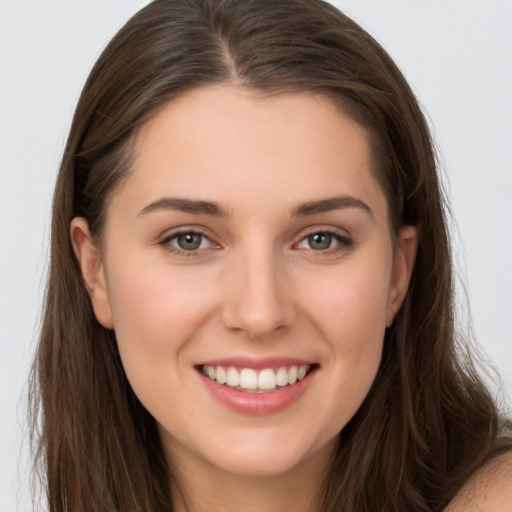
[221,240,296,339]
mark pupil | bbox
[309,233,332,250]
[178,233,201,250]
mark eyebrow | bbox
[138,195,373,219]
[138,197,231,218]
[291,196,373,218]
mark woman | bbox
[30,0,512,510]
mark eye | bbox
[304,233,333,250]
[160,230,215,254]
[296,230,352,252]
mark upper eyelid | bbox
[159,226,216,243]
[159,230,219,257]
[294,225,352,241]
[293,227,354,251]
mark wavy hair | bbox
[30,0,511,510]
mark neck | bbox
[167,441,335,512]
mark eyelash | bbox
[295,229,353,254]
[159,229,217,257]
[159,228,353,257]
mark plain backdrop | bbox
[1,1,511,510]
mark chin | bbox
[194,429,336,479]
[213,452,302,478]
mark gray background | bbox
[1,1,511,510]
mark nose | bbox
[220,248,298,340]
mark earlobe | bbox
[70,218,114,329]
[386,225,418,324]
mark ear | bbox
[386,225,418,326]
[70,217,114,329]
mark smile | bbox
[200,364,312,392]
[196,360,319,415]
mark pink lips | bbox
[196,357,318,415]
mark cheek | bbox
[107,253,212,341]
[297,258,391,426]
[330,267,389,376]
[302,257,391,341]
[103,253,217,396]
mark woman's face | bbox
[73,85,416,480]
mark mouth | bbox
[198,364,318,393]
[195,358,319,414]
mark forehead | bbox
[110,85,387,222]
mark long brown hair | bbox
[30,0,511,510]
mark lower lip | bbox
[199,368,317,415]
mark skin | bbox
[71,85,419,511]
[446,452,512,512]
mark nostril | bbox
[220,294,298,340]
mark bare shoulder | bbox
[444,451,512,511]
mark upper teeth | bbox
[202,365,310,391]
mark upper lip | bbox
[195,357,317,370]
